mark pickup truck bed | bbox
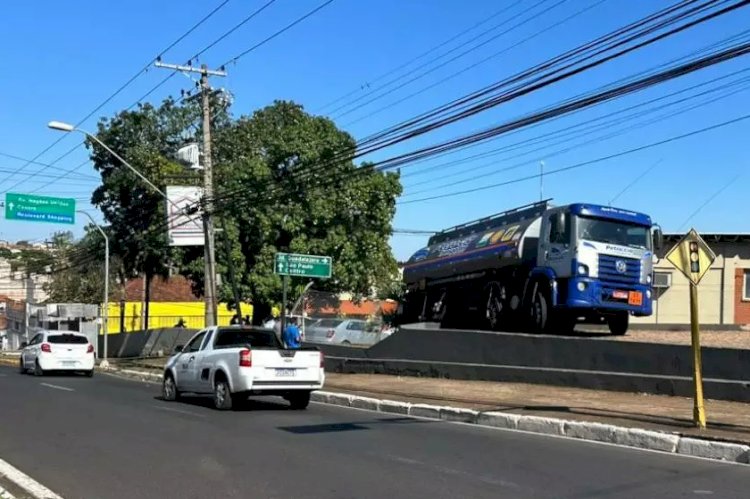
[162,326,325,410]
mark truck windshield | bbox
[577,216,651,249]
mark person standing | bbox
[282,317,301,349]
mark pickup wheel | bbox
[162,373,180,402]
[213,379,234,410]
[288,391,311,410]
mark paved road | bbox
[0,365,748,499]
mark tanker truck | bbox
[399,200,663,335]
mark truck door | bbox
[539,209,572,279]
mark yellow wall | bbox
[104,301,254,333]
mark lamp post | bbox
[48,121,218,327]
[77,210,109,368]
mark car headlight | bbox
[577,264,589,276]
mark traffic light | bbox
[689,241,700,274]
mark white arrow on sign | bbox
[8,202,14,211]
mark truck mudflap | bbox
[563,277,652,316]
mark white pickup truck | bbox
[162,326,325,410]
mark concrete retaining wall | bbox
[315,326,750,402]
[99,328,198,358]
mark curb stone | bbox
[101,369,750,465]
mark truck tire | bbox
[608,313,629,336]
[288,391,311,410]
[530,289,549,334]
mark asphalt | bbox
[1,365,749,499]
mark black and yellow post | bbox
[688,241,706,429]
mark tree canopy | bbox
[72,97,401,313]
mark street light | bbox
[48,121,169,199]
[78,210,109,368]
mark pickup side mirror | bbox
[653,226,664,251]
[174,345,183,353]
[20,342,27,349]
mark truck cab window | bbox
[548,213,570,245]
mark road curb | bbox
[310,390,750,465]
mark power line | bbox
[0,0,232,194]
[677,173,743,230]
[398,113,750,204]
[221,0,336,67]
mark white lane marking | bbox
[40,383,74,392]
[0,484,16,499]
[0,458,64,499]
[693,491,714,495]
[153,405,206,418]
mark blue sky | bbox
[1,0,748,261]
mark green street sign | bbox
[275,252,332,278]
[5,193,76,225]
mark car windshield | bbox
[213,328,281,349]
[47,334,88,344]
[577,216,651,249]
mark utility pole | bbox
[155,61,226,327]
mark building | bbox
[632,233,750,325]
[0,258,49,302]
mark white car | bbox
[19,331,95,377]
[162,326,324,410]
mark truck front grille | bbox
[598,255,640,285]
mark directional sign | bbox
[275,253,332,279]
[665,229,716,285]
[5,193,75,225]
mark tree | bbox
[88,99,201,326]
[44,229,118,304]
[211,101,402,315]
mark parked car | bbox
[19,331,95,377]
[162,326,324,410]
[304,319,383,346]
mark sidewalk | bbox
[323,373,750,445]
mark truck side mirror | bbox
[653,226,664,251]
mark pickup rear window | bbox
[213,328,281,349]
[47,334,88,344]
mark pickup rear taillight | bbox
[320,351,325,368]
[41,343,51,353]
[326,329,335,338]
[239,349,252,367]
[87,344,94,354]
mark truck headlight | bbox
[647,290,652,299]
[577,281,587,292]
[577,264,589,276]
[646,274,652,284]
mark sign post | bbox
[274,253,332,343]
[665,229,716,430]
[5,193,76,224]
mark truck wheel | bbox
[485,284,503,331]
[608,313,629,336]
[288,391,311,410]
[213,379,234,410]
[531,290,549,334]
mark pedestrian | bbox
[243,315,251,325]
[282,317,301,349]
[230,314,241,325]
[174,318,186,328]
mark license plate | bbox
[612,290,628,300]
[628,291,643,306]
[62,361,77,366]
[275,368,296,377]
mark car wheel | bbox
[288,391,311,410]
[18,357,26,374]
[85,369,94,378]
[213,379,233,410]
[33,360,45,377]
[162,373,179,402]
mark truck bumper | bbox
[563,277,652,316]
